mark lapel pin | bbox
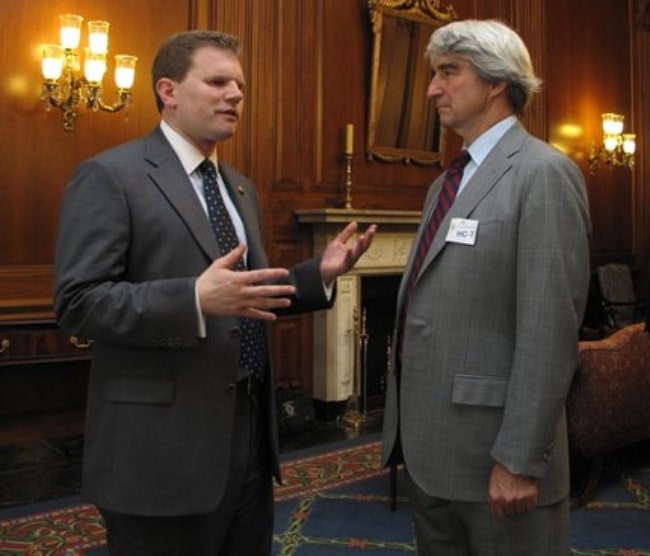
[237,184,245,195]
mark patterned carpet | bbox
[0,440,389,555]
[1,440,649,555]
[570,456,650,556]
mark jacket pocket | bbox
[103,376,174,405]
[451,374,507,407]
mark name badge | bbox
[446,218,478,245]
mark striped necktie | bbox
[398,150,472,357]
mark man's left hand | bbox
[320,222,377,286]
[488,461,539,521]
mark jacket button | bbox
[225,383,236,394]
[230,328,241,339]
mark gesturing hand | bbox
[320,222,377,286]
[197,245,296,320]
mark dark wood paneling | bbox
[547,0,634,264]
[631,0,650,278]
[0,0,646,407]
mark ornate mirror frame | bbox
[367,0,456,165]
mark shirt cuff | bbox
[323,280,334,301]
[195,279,206,338]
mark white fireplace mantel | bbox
[295,208,421,402]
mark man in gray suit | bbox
[54,30,375,555]
[382,19,590,555]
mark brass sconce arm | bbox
[588,113,636,175]
[41,76,133,131]
[589,142,636,176]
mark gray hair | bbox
[152,30,241,113]
[425,19,541,115]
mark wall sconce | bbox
[588,113,636,175]
[40,14,137,131]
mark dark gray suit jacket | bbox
[382,123,591,506]
[54,126,331,516]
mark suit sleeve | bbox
[490,153,591,478]
[280,256,335,316]
[53,159,199,348]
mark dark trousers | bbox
[100,380,274,556]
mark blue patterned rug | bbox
[0,440,648,555]
[570,456,650,555]
[272,449,650,555]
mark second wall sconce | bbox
[589,113,636,175]
[40,14,137,131]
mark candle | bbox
[345,123,354,155]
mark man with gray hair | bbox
[382,19,590,555]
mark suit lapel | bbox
[415,124,529,284]
[142,128,268,269]
[144,128,220,261]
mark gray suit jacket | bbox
[54,126,331,516]
[381,122,591,505]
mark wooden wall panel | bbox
[509,0,546,139]
[547,0,633,265]
[631,0,650,282]
[273,0,314,195]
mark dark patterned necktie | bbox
[199,159,267,380]
[398,150,472,358]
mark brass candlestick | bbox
[344,153,353,209]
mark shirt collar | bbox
[465,115,517,166]
[159,119,218,175]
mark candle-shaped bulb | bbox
[59,14,83,50]
[88,21,110,54]
[42,44,65,80]
[622,133,636,155]
[114,55,138,90]
[84,50,107,84]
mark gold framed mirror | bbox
[367,0,456,165]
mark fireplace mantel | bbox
[295,208,421,403]
[295,208,421,226]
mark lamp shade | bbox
[602,113,624,135]
[59,14,83,49]
[622,134,636,155]
[603,134,619,152]
[84,50,107,84]
[88,21,109,54]
[41,44,65,80]
[114,55,137,89]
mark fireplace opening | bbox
[359,273,402,412]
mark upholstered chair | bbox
[566,322,650,504]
